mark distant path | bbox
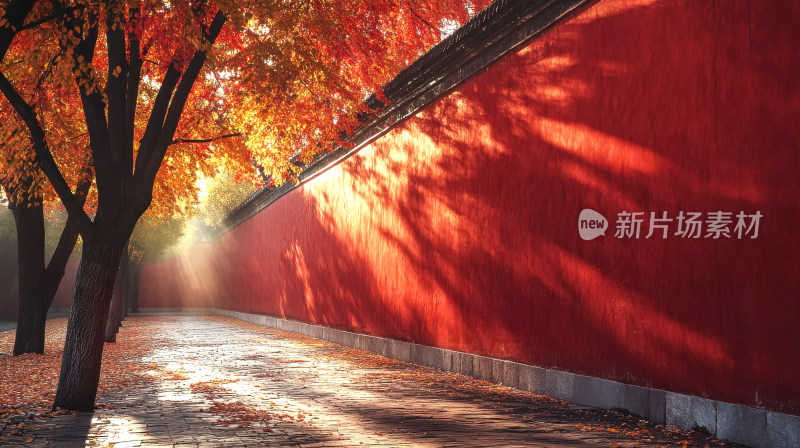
[4,314,740,447]
[0,312,67,333]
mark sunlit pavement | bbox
[8,315,739,447]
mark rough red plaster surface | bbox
[140,0,800,415]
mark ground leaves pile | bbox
[0,317,164,421]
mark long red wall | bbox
[140,0,800,415]
[1,252,78,320]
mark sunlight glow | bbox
[140,338,520,448]
[90,416,147,446]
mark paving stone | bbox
[3,315,746,447]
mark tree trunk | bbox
[130,264,142,313]
[8,175,91,356]
[120,243,131,320]
[10,200,48,356]
[122,260,129,319]
[122,251,136,318]
[52,227,130,411]
[104,241,128,343]
[41,6,225,413]
[104,266,123,343]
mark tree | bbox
[105,194,209,342]
[0,160,92,356]
[0,1,231,353]
[199,168,258,227]
[0,26,96,355]
[0,0,490,411]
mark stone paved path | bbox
[4,315,738,447]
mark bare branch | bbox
[170,132,241,146]
[409,7,441,33]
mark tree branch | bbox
[132,63,181,175]
[123,8,141,177]
[0,0,35,61]
[45,165,94,298]
[170,132,241,146]
[105,0,128,173]
[20,5,82,31]
[0,70,94,237]
[136,10,227,190]
[409,7,440,33]
[65,10,116,204]
[157,11,227,141]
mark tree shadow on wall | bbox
[226,0,800,413]
[213,188,442,346]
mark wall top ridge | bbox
[216,0,589,236]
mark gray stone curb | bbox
[135,307,215,315]
[214,308,800,448]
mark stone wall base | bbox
[214,308,799,448]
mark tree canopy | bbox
[2,0,489,211]
[0,0,491,411]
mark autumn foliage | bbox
[0,318,158,418]
[2,0,493,203]
[0,0,494,412]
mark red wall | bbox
[141,0,800,415]
[50,258,79,309]
[0,254,77,320]
[138,243,219,309]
